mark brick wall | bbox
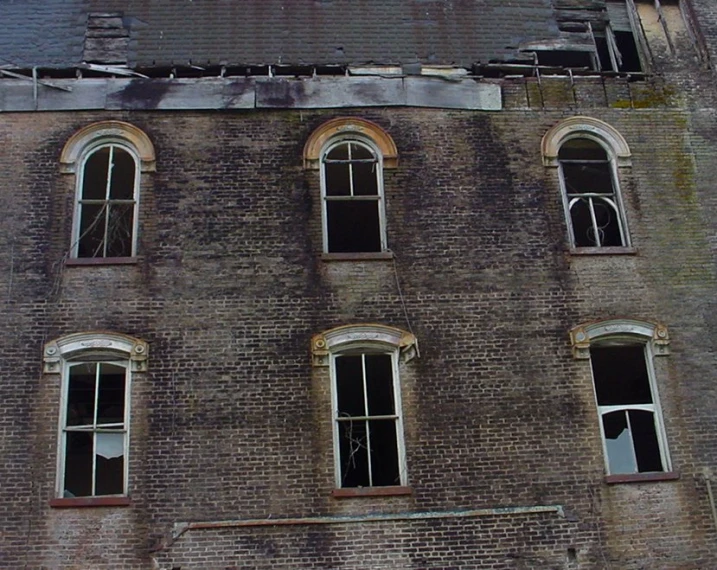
[2,57,717,570]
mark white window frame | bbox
[72,141,141,258]
[44,332,148,499]
[312,324,418,489]
[58,359,131,497]
[557,135,630,248]
[320,135,388,254]
[329,348,407,488]
[542,117,633,251]
[570,319,671,476]
[59,121,156,260]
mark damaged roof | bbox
[1,0,563,70]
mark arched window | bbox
[44,332,148,504]
[60,121,155,260]
[312,324,417,491]
[542,117,631,250]
[570,319,673,479]
[304,118,398,255]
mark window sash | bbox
[58,361,130,498]
[73,143,140,258]
[330,351,406,488]
[590,344,670,475]
[320,139,387,253]
[558,153,629,248]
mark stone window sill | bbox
[49,496,131,508]
[65,257,138,266]
[605,471,679,485]
[331,486,413,498]
[321,252,394,262]
[569,247,637,256]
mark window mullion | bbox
[91,364,101,496]
[348,143,355,198]
[361,355,374,486]
[101,146,114,257]
[624,409,639,473]
[587,197,602,247]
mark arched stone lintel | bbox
[44,331,149,373]
[60,121,156,173]
[542,116,632,168]
[569,318,669,360]
[311,323,417,366]
[303,117,398,170]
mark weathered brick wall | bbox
[2,73,717,569]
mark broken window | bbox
[75,144,139,258]
[332,351,405,487]
[558,138,628,248]
[61,361,128,497]
[45,332,147,501]
[590,344,668,474]
[321,140,385,253]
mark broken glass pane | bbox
[327,201,381,252]
[78,203,107,257]
[569,198,596,247]
[97,364,126,425]
[630,409,663,472]
[591,346,652,406]
[350,143,374,160]
[562,162,613,195]
[591,198,622,246]
[365,354,394,415]
[352,161,379,196]
[339,420,370,487]
[105,204,134,257]
[327,143,349,161]
[336,355,366,417]
[368,419,400,486]
[67,363,97,427]
[82,147,110,200]
[109,147,136,200]
[561,139,607,159]
[95,432,125,495]
[325,162,351,196]
[64,431,93,497]
[603,411,637,474]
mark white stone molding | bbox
[542,116,632,168]
[44,331,149,373]
[569,318,669,359]
[311,324,417,366]
[60,120,156,173]
[303,117,398,170]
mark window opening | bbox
[333,352,402,487]
[76,144,138,258]
[62,361,128,497]
[603,1,644,72]
[558,139,626,247]
[322,140,383,253]
[590,345,665,474]
[535,50,594,69]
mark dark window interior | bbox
[591,345,664,473]
[559,139,624,247]
[536,50,594,69]
[63,362,126,497]
[323,142,382,253]
[78,146,135,258]
[335,354,400,487]
[614,31,642,72]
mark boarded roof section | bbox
[0,0,87,68]
[2,0,563,70]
